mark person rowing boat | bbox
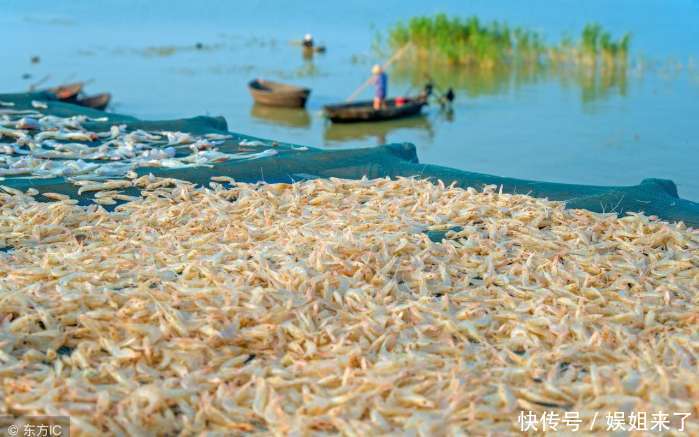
[302,34,314,49]
[372,64,388,110]
[300,33,325,59]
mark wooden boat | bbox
[47,82,83,102]
[248,79,311,108]
[76,93,111,110]
[323,96,427,123]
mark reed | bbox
[389,14,518,67]
[388,15,631,68]
[580,23,631,65]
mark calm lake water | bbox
[2,0,698,199]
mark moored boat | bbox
[323,96,427,123]
[76,93,111,110]
[47,82,83,102]
[248,79,311,108]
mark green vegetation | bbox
[579,23,631,62]
[389,15,517,67]
[386,16,631,105]
[387,14,630,68]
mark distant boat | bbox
[324,96,428,123]
[248,79,311,108]
[76,93,111,110]
[47,82,83,102]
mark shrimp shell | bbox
[0,176,696,435]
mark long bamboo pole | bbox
[346,43,412,102]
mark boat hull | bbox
[76,93,111,111]
[324,97,427,123]
[248,79,311,108]
[47,83,83,102]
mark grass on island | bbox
[387,14,630,68]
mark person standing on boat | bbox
[372,64,387,110]
[302,34,315,60]
[303,34,314,49]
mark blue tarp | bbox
[2,91,698,227]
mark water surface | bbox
[2,0,698,199]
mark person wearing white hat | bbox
[372,64,387,110]
[302,34,314,49]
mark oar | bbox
[73,78,96,89]
[346,43,412,102]
[28,74,51,91]
[58,77,95,88]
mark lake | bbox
[2,0,698,199]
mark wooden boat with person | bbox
[323,95,428,123]
[76,93,111,111]
[47,82,83,102]
[248,79,311,108]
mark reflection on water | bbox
[5,0,698,199]
[438,107,455,123]
[553,63,629,104]
[392,59,629,104]
[324,115,433,146]
[250,104,311,128]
